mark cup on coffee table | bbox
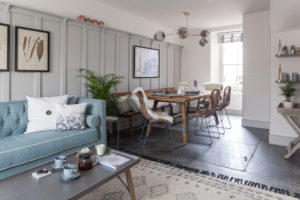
[63,164,78,179]
[95,144,106,156]
[54,155,66,167]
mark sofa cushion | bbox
[0,128,98,171]
[26,95,69,133]
[116,95,132,114]
[56,103,87,131]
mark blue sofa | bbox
[0,97,106,179]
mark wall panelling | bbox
[0,3,182,102]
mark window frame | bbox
[219,42,243,93]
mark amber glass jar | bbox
[78,153,93,170]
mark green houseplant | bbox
[280,81,296,108]
[78,69,122,116]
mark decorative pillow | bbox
[116,95,132,114]
[56,103,87,131]
[25,95,69,133]
[67,96,77,104]
[128,95,140,112]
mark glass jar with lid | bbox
[78,153,93,170]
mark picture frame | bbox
[15,26,50,72]
[0,23,10,71]
[133,46,160,78]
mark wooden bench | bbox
[114,88,175,136]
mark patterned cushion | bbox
[56,103,87,131]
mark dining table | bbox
[147,91,211,145]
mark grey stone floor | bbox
[108,115,300,197]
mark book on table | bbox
[32,171,52,180]
[98,153,130,169]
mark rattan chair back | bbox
[221,86,231,109]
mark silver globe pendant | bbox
[154,31,166,42]
[199,38,208,47]
[177,27,188,39]
[200,30,209,38]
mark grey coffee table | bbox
[0,148,140,200]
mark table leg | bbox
[117,120,120,150]
[181,103,188,145]
[125,169,136,200]
[152,100,158,111]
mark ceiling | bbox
[97,0,269,30]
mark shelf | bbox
[275,80,300,84]
[275,54,300,57]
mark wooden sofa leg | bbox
[129,116,133,136]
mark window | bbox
[221,41,243,92]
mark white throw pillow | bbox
[56,103,87,131]
[25,95,69,133]
[116,95,132,114]
[128,95,140,112]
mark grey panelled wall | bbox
[0,3,182,102]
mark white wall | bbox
[269,0,300,146]
[270,29,300,146]
[0,0,179,44]
[242,11,270,129]
[180,32,211,87]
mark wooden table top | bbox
[148,91,210,103]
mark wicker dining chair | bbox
[133,88,175,152]
[218,86,232,129]
[188,89,221,146]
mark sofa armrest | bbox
[86,115,100,128]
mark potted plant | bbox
[280,81,296,108]
[78,69,122,116]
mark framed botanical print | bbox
[15,26,50,72]
[0,23,10,71]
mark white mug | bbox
[95,144,106,156]
[63,164,77,178]
[54,155,66,167]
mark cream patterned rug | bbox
[80,159,296,200]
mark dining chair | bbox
[197,82,223,109]
[188,89,221,146]
[133,87,175,152]
[218,86,232,130]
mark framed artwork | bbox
[0,23,10,71]
[15,26,50,72]
[134,46,159,78]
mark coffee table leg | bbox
[125,169,136,200]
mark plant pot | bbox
[283,101,294,108]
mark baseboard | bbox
[269,134,295,147]
[242,118,270,129]
[227,109,242,116]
